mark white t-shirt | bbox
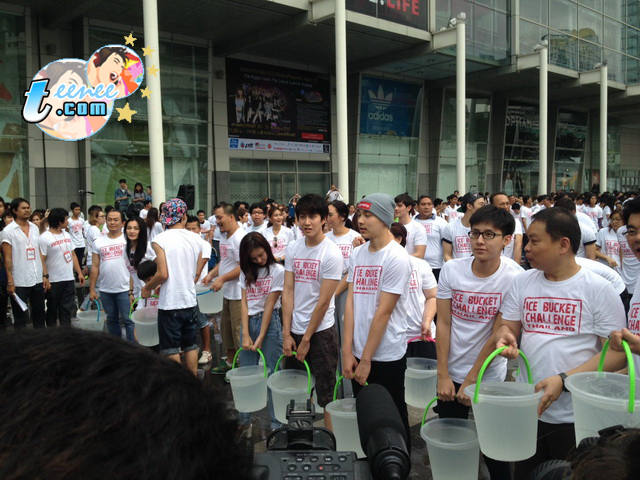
[405,255,438,340]
[500,267,626,424]
[39,230,75,283]
[445,206,460,223]
[443,219,471,259]
[199,220,212,240]
[86,225,107,267]
[602,205,612,229]
[520,206,533,229]
[595,228,621,268]
[402,219,427,256]
[246,223,267,235]
[576,211,597,234]
[575,257,625,295]
[196,238,212,284]
[437,256,523,384]
[502,217,523,260]
[152,229,203,310]
[347,239,412,362]
[284,236,343,335]
[147,222,164,243]
[262,226,295,259]
[618,226,640,292]
[626,280,640,379]
[292,225,303,240]
[582,205,603,230]
[67,218,85,248]
[1,221,43,287]
[91,234,129,294]
[139,208,149,220]
[414,215,448,269]
[326,229,361,275]
[126,242,157,298]
[576,222,597,259]
[218,228,246,300]
[239,263,285,316]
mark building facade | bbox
[1,0,639,211]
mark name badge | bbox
[26,247,36,261]
[63,251,72,263]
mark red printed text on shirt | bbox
[294,259,320,283]
[451,290,501,323]
[353,265,382,294]
[522,297,582,336]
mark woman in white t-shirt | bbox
[596,207,622,269]
[582,194,603,230]
[145,207,163,243]
[125,217,156,300]
[237,232,285,431]
[390,223,437,359]
[263,205,294,263]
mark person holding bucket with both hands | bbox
[494,207,627,479]
[435,205,523,480]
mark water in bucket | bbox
[326,397,365,458]
[268,370,315,424]
[226,365,270,413]
[566,372,640,443]
[73,310,103,332]
[405,358,437,408]
[131,307,159,347]
[195,285,223,314]
[421,418,479,480]
[464,382,542,461]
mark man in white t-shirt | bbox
[139,199,151,220]
[67,202,86,267]
[444,194,459,223]
[283,194,343,429]
[197,210,213,244]
[491,192,523,263]
[436,205,522,479]
[2,198,46,329]
[325,184,344,203]
[394,193,426,258]
[520,195,534,231]
[90,209,134,341]
[142,199,204,376]
[204,203,246,374]
[343,194,412,443]
[246,202,267,234]
[554,198,596,260]
[414,194,448,280]
[495,207,627,478]
[40,208,84,327]
[442,192,486,261]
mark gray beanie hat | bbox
[357,193,396,228]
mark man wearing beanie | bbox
[342,193,413,446]
[142,198,205,376]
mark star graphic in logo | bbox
[116,102,137,123]
[368,85,393,111]
[124,33,136,46]
[142,45,155,57]
[140,87,152,99]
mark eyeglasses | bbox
[468,230,505,240]
[626,229,638,238]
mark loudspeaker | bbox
[177,184,195,210]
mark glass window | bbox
[604,0,624,20]
[578,6,602,44]
[230,159,267,172]
[604,50,624,81]
[268,160,295,172]
[628,1,640,28]
[520,20,550,55]
[299,174,329,197]
[603,18,624,51]
[503,103,540,196]
[520,2,549,24]
[627,26,640,58]
[549,30,579,69]
[550,0,577,33]
[297,161,329,172]
[579,0,602,12]
[230,172,268,204]
[627,56,640,84]
[578,40,601,71]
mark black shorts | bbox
[157,306,198,355]
[285,328,339,408]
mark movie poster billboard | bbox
[226,59,331,154]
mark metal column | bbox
[538,46,548,195]
[599,64,608,193]
[335,0,349,203]
[456,21,466,194]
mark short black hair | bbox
[70,202,80,210]
[417,195,432,204]
[0,329,253,480]
[623,198,640,226]
[249,202,267,215]
[489,192,508,205]
[106,209,125,222]
[531,207,581,254]
[215,203,235,217]
[105,205,114,214]
[87,205,102,216]
[143,199,152,207]
[186,215,199,225]
[394,193,414,209]
[9,197,29,215]
[295,194,328,220]
[554,197,576,213]
[137,260,157,281]
[196,210,205,216]
[434,198,443,207]
[118,178,126,184]
[47,208,68,229]
[469,205,515,236]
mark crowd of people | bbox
[0,183,639,479]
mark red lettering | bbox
[412,0,419,15]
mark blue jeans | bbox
[101,291,135,342]
[238,308,283,429]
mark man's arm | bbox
[296,278,340,362]
[436,298,456,401]
[142,244,168,296]
[585,242,596,261]
[89,252,101,300]
[412,245,426,259]
[72,251,84,285]
[203,263,220,284]
[421,287,437,339]
[334,275,348,296]
[282,271,296,356]
[194,253,207,283]
[342,282,357,378]
[39,253,50,291]
[353,291,402,385]
[513,234,523,263]
[2,243,14,296]
[443,241,453,262]
[211,266,240,292]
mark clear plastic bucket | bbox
[195,285,223,314]
[465,382,542,461]
[325,375,365,458]
[227,366,270,412]
[131,307,159,347]
[268,353,314,424]
[405,357,438,408]
[73,300,103,332]
[421,418,479,480]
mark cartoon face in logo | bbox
[30,59,113,141]
[87,45,143,99]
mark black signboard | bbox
[347,0,427,30]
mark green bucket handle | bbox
[333,375,367,402]
[421,396,439,427]
[473,346,533,404]
[598,339,636,413]
[274,353,313,394]
[88,298,101,323]
[129,295,159,319]
[231,347,268,378]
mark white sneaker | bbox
[198,350,213,365]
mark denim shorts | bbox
[158,306,198,355]
[195,305,208,330]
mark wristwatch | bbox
[558,372,569,392]
[43,274,49,279]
